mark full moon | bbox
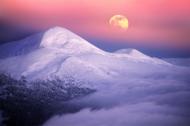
[109,15,129,30]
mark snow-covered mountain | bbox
[0,26,180,85]
[1,27,190,126]
[0,27,106,80]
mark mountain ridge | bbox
[0,26,173,83]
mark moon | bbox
[109,15,129,30]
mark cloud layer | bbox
[44,102,190,126]
[43,64,190,126]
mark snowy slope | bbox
[0,26,183,86]
[163,58,190,67]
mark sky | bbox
[0,0,190,57]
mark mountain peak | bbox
[40,26,83,48]
[115,48,149,58]
[40,26,105,54]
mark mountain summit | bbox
[39,27,104,54]
[115,48,149,58]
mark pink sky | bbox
[1,0,190,48]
